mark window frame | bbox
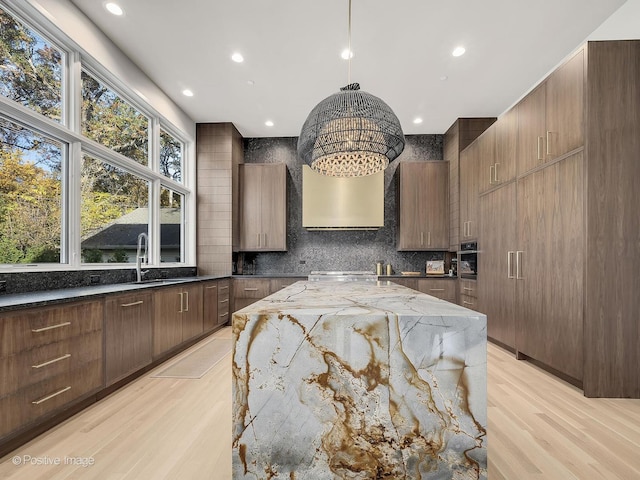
[0,0,193,272]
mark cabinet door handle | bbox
[494,163,499,183]
[263,233,267,247]
[121,300,143,307]
[256,233,261,247]
[427,231,431,246]
[467,221,472,238]
[178,292,184,313]
[546,131,552,156]
[31,322,71,333]
[205,286,217,290]
[489,164,494,185]
[32,386,71,405]
[184,292,189,312]
[507,251,515,279]
[420,232,424,245]
[516,251,524,280]
[244,287,258,291]
[32,353,71,369]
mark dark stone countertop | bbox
[0,275,229,313]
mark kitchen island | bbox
[232,280,487,479]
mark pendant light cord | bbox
[347,0,352,84]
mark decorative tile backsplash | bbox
[237,135,447,275]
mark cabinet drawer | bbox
[460,295,478,311]
[0,330,103,397]
[418,279,456,302]
[0,301,103,356]
[234,279,270,299]
[269,278,302,293]
[460,280,477,298]
[217,280,231,324]
[0,357,102,439]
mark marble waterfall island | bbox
[232,280,487,479]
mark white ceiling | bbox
[67,0,634,138]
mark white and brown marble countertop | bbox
[232,280,487,479]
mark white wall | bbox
[587,0,640,40]
[23,0,195,140]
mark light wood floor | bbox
[1,328,639,479]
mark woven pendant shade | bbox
[297,83,405,177]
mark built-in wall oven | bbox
[458,241,477,279]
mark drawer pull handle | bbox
[32,386,71,405]
[32,354,71,369]
[244,288,259,291]
[121,300,143,307]
[463,287,473,291]
[429,288,445,292]
[219,286,229,290]
[220,299,229,303]
[205,286,217,290]
[463,301,474,306]
[219,312,229,317]
[31,322,71,333]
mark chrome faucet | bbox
[136,232,149,282]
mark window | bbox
[160,187,183,262]
[160,128,182,182]
[81,70,149,166]
[80,155,149,264]
[0,2,192,270]
[0,117,64,264]
[0,6,63,122]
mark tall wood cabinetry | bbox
[238,163,287,251]
[468,41,640,397]
[397,161,449,250]
[444,118,496,251]
[459,142,480,241]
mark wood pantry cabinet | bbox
[104,291,153,386]
[238,163,287,252]
[444,118,496,251]
[397,161,449,250]
[517,49,584,176]
[153,283,203,357]
[459,142,480,241]
[0,300,103,442]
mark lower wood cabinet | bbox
[104,292,153,386]
[233,278,271,311]
[203,279,231,331]
[459,279,478,311]
[0,300,103,441]
[153,284,203,358]
[417,279,456,302]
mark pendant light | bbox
[297,0,405,177]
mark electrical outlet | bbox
[0,281,6,293]
[90,275,100,285]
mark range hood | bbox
[302,166,384,230]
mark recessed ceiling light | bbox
[104,2,124,16]
[265,120,274,127]
[231,52,244,63]
[413,118,423,124]
[452,46,466,57]
[182,89,194,97]
[341,49,354,60]
[440,75,448,81]
[247,80,255,86]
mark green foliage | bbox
[82,249,103,263]
[108,249,128,263]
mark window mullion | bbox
[67,141,82,267]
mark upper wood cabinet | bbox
[238,163,287,252]
[397,161,449,250]
[459,142,480,241]
[477,128,496,195]
[104,291,153,386]
[517,49,584,176]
